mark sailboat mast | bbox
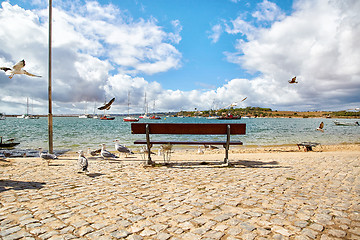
[128,91,130,116]
[26,97,29,115]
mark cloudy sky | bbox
[0,0,359,115]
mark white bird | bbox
[113,140,133,158]
[100,144,118,159]
[140,146,156,160]
[204,144,219,150]
[160,144,173,163]
[197,146,204,154]
[78,150,88,173]
[38,148,57,165]
[1,60,41,79]
[316,122,324,132]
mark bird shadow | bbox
[159,159,287,169]
[48,163,65,166]
[0,179,46,193]
[86,173,105,178]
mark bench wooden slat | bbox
[131,123,246,135]
[134,140,243,145]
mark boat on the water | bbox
[149,115,161,120]
[123,116,139,122]
[123,92,139,122]
[0,137,20,148]
[334,120,359,126]
[18,97,39,119]
[100,115,115,120]
[217,114,241,120]
[79,114,91,118]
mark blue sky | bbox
[0,0,359,114]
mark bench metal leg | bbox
[224,125,230,165]
[145,124,154,166]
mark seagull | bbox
[197,146,204,154]
[288,76,298,84]
[160,144,173,163]
[204,144,218,150]
[78,150,89,173]
[316,122,324,132]
[98,98,115,110]
[240,97,247,102]
[38,147,58,165]
[114,140,133,158]
[140,146,156,160]
[1,60,41,79]
[100,144,118,159]
[87,148,101,156]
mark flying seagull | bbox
[98,98,115,110]
[240,97,247,102]
[1,60,41,79]
[78,150,89,173]
[288,76,298,84]
[100,144,118,159]
[316,122,324,132]
[38,147,58,165]
[114,140,133,158]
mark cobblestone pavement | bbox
[1,151,359,239]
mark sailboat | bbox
[149,99,161,120]
[18,97,39,119]
[139,92,150,119]
[123,91,139,122]
[79,102,91,118]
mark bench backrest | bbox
[131,123,246,135]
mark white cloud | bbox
[209,24,222,43]
[252,0,285,22]
[0,1,183,114]
[222,0,360,110]
[1,0,359,115]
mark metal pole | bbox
[48,0,53,153]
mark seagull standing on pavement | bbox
[100,144,118,159]
[87,148,101,156]
[114,140,133,158]
[1,60,41,79]
[78,150,88,173]
[38,148,57,165]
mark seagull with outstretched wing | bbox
[316,122,324,132]
[98,98,115,110]
[1,60,41,79]
[288,76,298,84]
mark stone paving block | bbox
[0,226,21,237]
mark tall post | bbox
[48,0,53,153]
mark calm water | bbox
[0,117,359,151]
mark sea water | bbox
[0,117,359,151]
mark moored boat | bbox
[149,115,161,120]
[123,116,139,122]
[0,137,20,148]
[100,115,115,120]
[334,120,359,126]
[217,114,241,120]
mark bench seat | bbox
[131,123,246,166]
[134,140,243,146]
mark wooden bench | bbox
[131,123,246,165]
